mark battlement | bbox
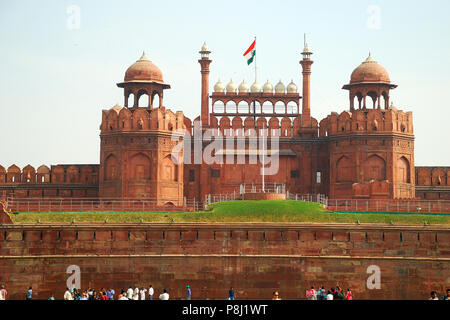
[319,107,413,137]
[100,105,185,134]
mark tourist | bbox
[148,285,154,300]
[64,287,73,300]
[326,290,334,300]
[89,290,97,300]
[106,288,114,300]
[346,288,353,300]
[429,291,439,300]
[140,287,147,300]
[306,286,316,300]
[272,291,281,300]
[26,286,32,300]
[228,287,235,300]
[441,289,450,300]
[0,285,7,300]
[48,293,55,300]
[100,291,109,300]
[133,286,139,300]
[159,288,170,300]
[127,286,133,299]
[317,286,325,300]
[186,285,191,300]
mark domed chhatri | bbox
[214,79,225,92]
[350,54,390,84]
[124,52,164,83]
[226,79,237,93]
[250,81,262,93]
[238,80,249,93]
[287,80,298,93]
[275,80,285,94]
[263,80,273,93]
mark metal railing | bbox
[327,199,450,214]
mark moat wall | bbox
[0,223,449,300]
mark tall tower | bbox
[99,52,185,205]
[198,43,212,127]
[299,40,313,120]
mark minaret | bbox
[300,38,313,120]
[198,43,212,127]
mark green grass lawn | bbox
[9,200,450,225]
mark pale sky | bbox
[0,0,449,169]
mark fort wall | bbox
[1,223,448,300]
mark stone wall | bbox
[0,223,449,300]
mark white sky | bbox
[0,0,449,169]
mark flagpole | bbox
[254,36,257,83]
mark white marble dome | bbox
[238,80,249,93]
[263,80,273,93]
[226,79,237,93]
[287,80,298,93]
[275,80,285,94]
[214,79,225,92]
[250,81,261,93]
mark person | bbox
[89,290,97,300]
[306,286,316,300]
[106,288,114,300]
[133,287,139,300]
[26,286,32,300]
[127,286,133,300]
[441,288,450,300]
[159,288,169,300]
[186,285,191,300]
[0,285,7,300]
[429,291,439,300]
[272,291,281,300]
[333,286,342,300]
[48,293,55,300]
[228,287,235,300]
[346,288,353,300]
[64,287,73,300]
[140,287,147,300]
[148,285,154,300]
[100,291,109,300]
[326,290,334,300]
[119,289,129,300]
[317,286,325,300]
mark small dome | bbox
[287,80,298,93]
[226,79,237,93]
[238,80,249,93]
[214,79,225,92]
[275,80,285,94]
[250,81,261,93]
[263,80,273,93]
[124,52,164,83]
[350,54,390,84]
[110,104,123,113]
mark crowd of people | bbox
[0,283,449,300]
[304,286,353,300]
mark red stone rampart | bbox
[0,223,449,300]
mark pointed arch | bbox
[364,154,386,181]
[336,156,353,182]
[397,157,410,183]
[104,154,119,181]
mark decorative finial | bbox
[139,51,148,61]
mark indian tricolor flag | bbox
[243,39,256,65]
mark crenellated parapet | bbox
[415,167,450,200]
[0,164,99,185]
[320,106,413,137]
[100,104,185,134]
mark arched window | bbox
[364,155,386,181]
[397,157,410,183]
[336,156,352,182]
[105,154,119,181]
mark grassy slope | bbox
[9,200,450,225]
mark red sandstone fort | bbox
[0,43,449,203]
